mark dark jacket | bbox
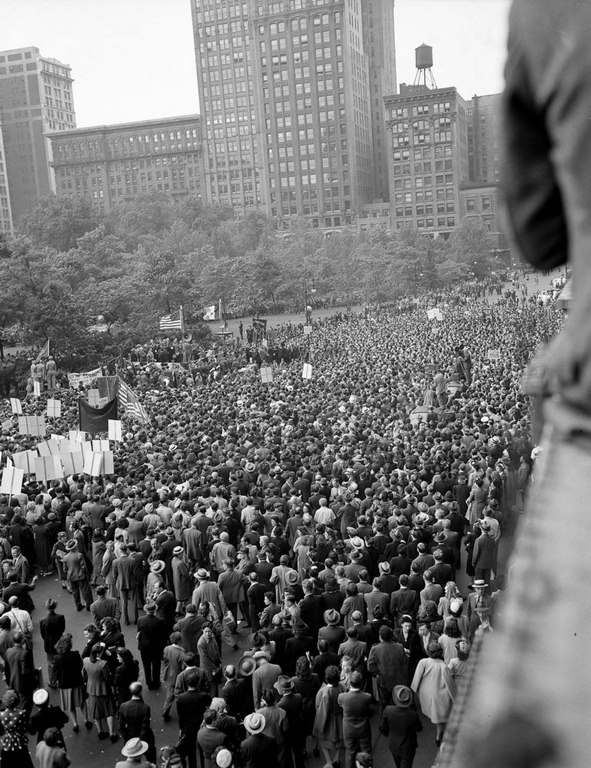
[136,614,168,655]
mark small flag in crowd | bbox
[159,307,184,331]
[34,339,50,362]
[118,379,150,424]
[202,305,216,321]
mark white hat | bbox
[216,748,233,768]
[121,738,149,758]
[33,689,49,706]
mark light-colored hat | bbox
[196,568,210,580]
[350,536,364,550]
[33,689,49,706]
[172,546,183,556]
[150,560,165,574]
[244,712,266,735]
[121,737,149,758]
[378,561,391,574]
[238,656,257,676]
[65,540,77,551]
[215,748,233,768]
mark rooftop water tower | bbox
[413,44,437,89]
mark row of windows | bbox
[389,101,453,119]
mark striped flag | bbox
[159,308,183,331]
[35,339,50,361]
[117,379,150,424]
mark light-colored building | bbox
[191,0,396,228]
[0,125,13,236]
[47,115,203,213]
[0,46,75,224]
[385,84,469,238]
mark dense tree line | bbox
[0,192,501,357]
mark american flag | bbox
[117,379,150,423]
[159,308,183,331]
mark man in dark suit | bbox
[118,682,156,762]
[174,604,206,653]
[239,712,280,768]
[197,708,229,768]
[177,670,212,768]
[338,671,373,768]
[5,630,35,713]
[136,602,168,690]
[298,579,324,640]
[367,626,409,708]
[380,685,422,768]
[276,676,305,768]
[161,631,187,722]
[112,545,136,625]
[220,664,252,720]
[90,585,120,627]
[154,581,177,634]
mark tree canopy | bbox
[2,193,500,357]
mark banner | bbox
[67,368,102,390]
[79,397,118,435]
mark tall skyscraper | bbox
[362,0,397,203]
[191,0,395,228]
[467,93,502,184]
[0,46,76,225]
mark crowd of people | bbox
[0,278,562,768]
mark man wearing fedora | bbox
[113,545,137,625]
[91,585,120,628]
[380,685,422,768]
[338,670,373,768]
[162,631,187,722]
[367,626,409,710]
[62,539,93,612]
[115,736,155,768]
[252,650,282,709]
[275,675,305,768]
[136,602,168,691]
[171,546,193,615]
[239,713,280,768]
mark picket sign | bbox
[46,399,62,419]
[302,363,313,380]
[34,455,63,483]
[12,450,39,475]
[0,466,24,495]
[9,398,22,415]
[260,366,274,384]
[33,380,42,397]
[108,419,122,443]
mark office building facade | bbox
[385,84,469,237]
[467,93,502,184]
[0,126,13,236]
[191,0,395,228]
[0,47,75,224]
[48,115,203,213]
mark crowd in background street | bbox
[0,276,562,768]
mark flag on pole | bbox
[202,305,216,321]
[159,307,183,331]
[35,339,50,362]
[117,379,150,424]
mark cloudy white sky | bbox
[1,0,511,127]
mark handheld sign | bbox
[260,367,274,384]
[9,398,22,415]
[302,363,313,380]
[108,419,122,443]
[0,466,24,495]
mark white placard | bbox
[12,450,38,475]
[5,456,12,468]
[303,325,312,335]
[102,450,114,475]
[18,416,46,437]
[68,430,86,443]
[92,439,109,452]
[260,366,274,384]
[302,363,313,380]
[33,380,42,397]
[108,419,122,442]
[37,441,51,457]
[34,455,63,482]
[47,439,61,456]
[9,398,22,415]
[0,466,24,495]
[61,451,84,475]
[46,399,62,419]
[80,441,93,457]
[87,388,100,406]
[83,452,102,476]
